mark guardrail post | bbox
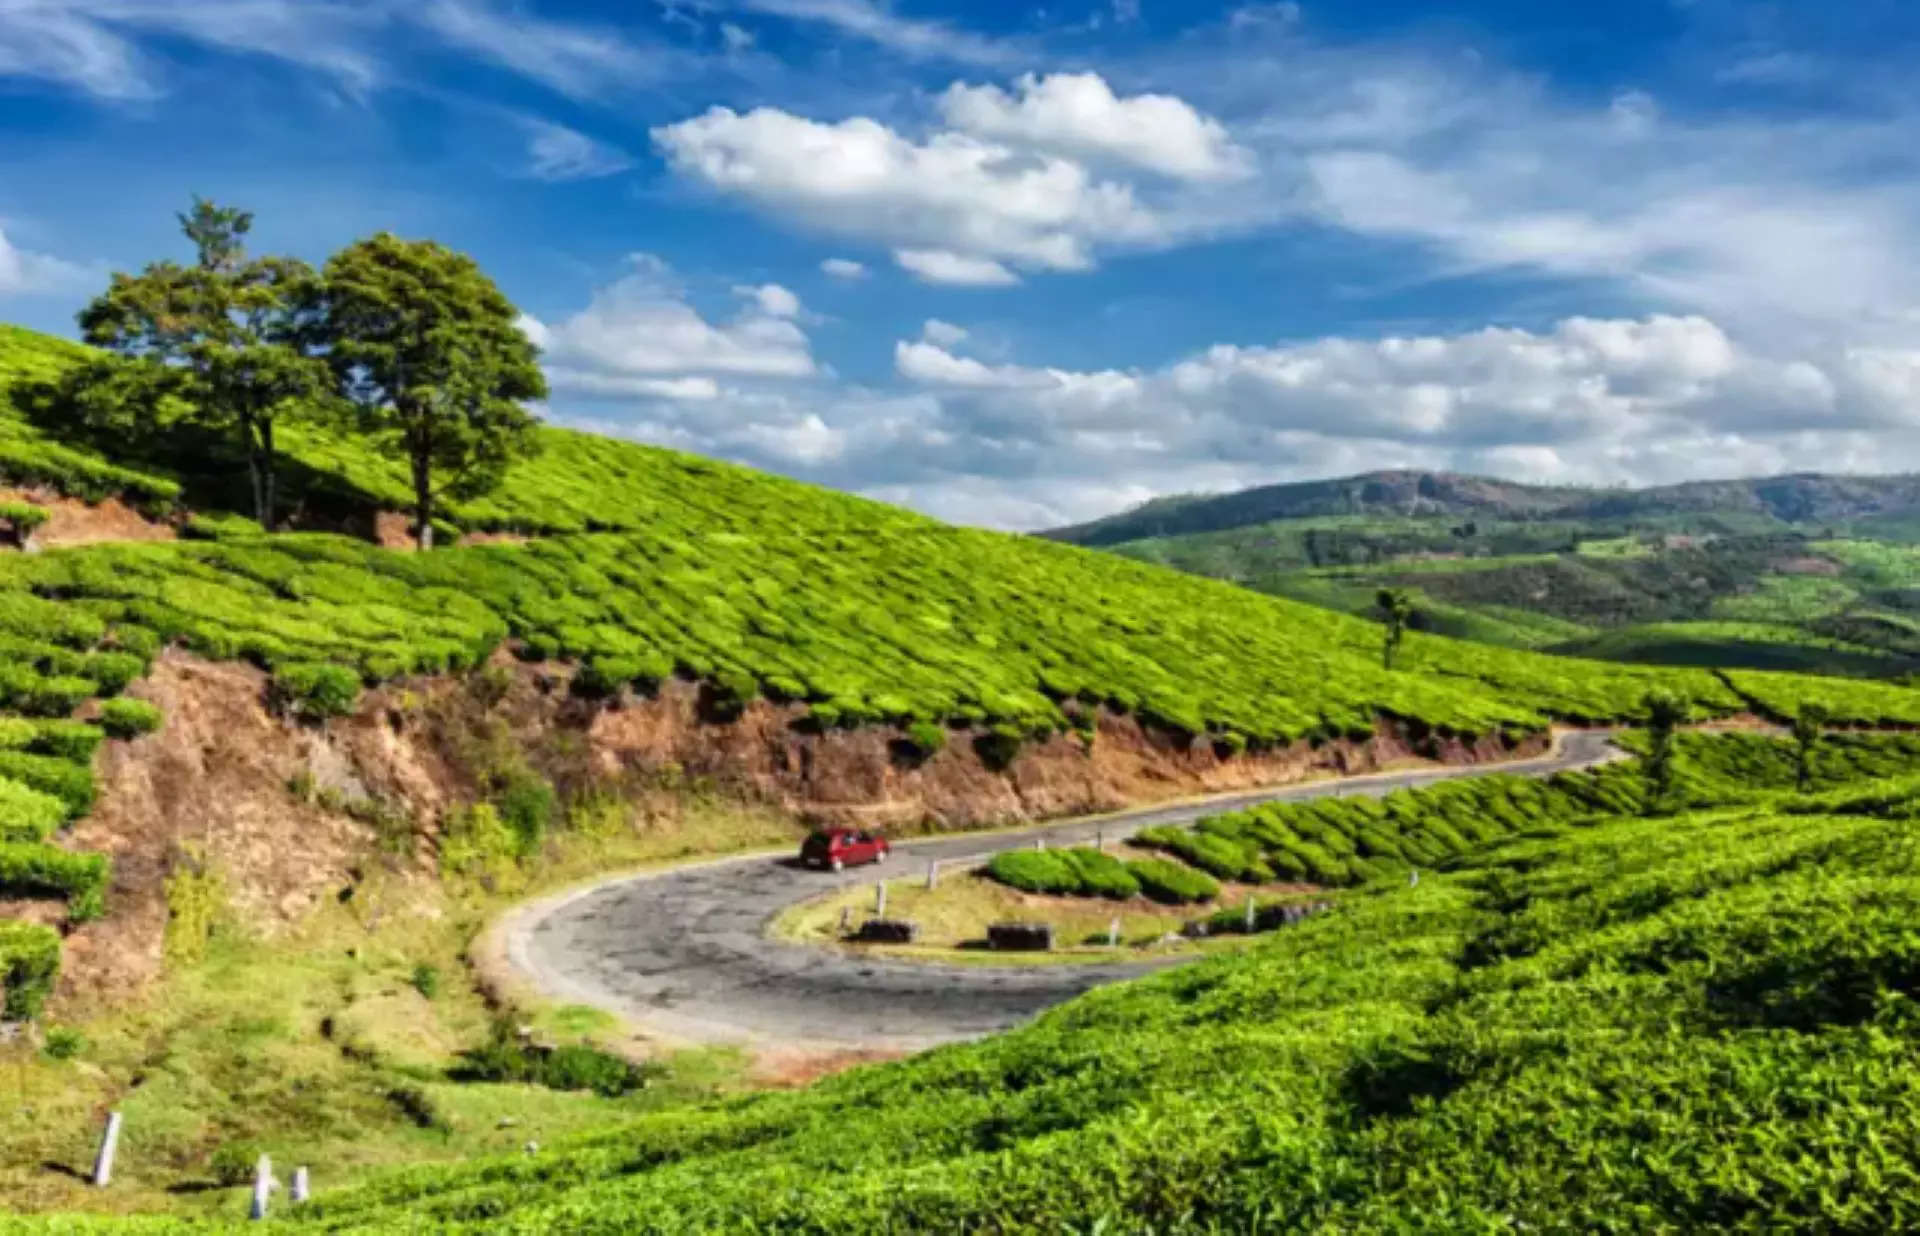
[91,1111,122,1187]
[1107,917,1119,948]
[1409,868,1419,887]
[925,860,938,889]
[292,1165,310,1204]
[874,883,886,917]
[1034,837,1045,851]
[1244,893,1255,932]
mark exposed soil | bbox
[0,486,176,550]
[43,648,1543,1007]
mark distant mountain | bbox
[1045,470,1920,547]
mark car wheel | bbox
[830,857,844,872]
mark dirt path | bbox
[485,731,1626,1056]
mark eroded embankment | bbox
[51,649,1544,1005]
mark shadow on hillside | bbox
[9,375,391,535]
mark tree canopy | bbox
[322,233,546,549]
[68,198,329,529]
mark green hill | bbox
[42,733,1920,1231]
[1047,467,1920,548]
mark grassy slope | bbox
[43,734,1920,1231]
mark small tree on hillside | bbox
[1376,588,1413,670]
[1792,702,1829,792]
[321,233,546,549]
[1641,689,1687,814]
[66,197,329,529]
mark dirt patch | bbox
[372,510,414,549]
[1773,556,1841,576]
[457,529,530,547]
[0,486,176,550]
[749,1046,906,1087]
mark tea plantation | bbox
[37,733,1920,1231]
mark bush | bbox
[495,776,555,858]
[0,921,60,1020]
[41,1026,84,1059]
[0,752,94,819]
[987,847,1140,899]
[0,777,65,843]
[209,1142,264,1188]
[453,1027,657,1098]
[0,501,48,541]
[974,725,1024,772]
[410,962,441,1001]
[270,661,361,719]
[97,697,162,739]
[904,720,947,758]
[1125,857,1220,904]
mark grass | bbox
[772,857,1273,962]
[0,790,801,1219]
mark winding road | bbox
[499,731,1626,1054]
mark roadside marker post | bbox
[91,1111,122,1187]
[1245,894,1255,932]
[925,860,938,890]
[1107,917,1120,948]
[292,1166,310,1204]
[875,883,887,917]
[249,1154,272,1220]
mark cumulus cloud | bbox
[939,71,1250,181]
[894,249,1020,287]
[653,105,1163,279]
[819,257,867,279]
[733,282,803,318]
[522,255,815,399]
[0,226,95,297]
[920,319,969,347]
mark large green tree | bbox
[70,198,329,530]
[322,233,546,549]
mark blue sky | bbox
[2,0,1919,527]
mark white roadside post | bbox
[1107,917,1120,948]
[1034,837,1045,851]
[91,1111,122,1188]
[925,860,938,890]
[874,883,886,917]
[249,1154,272,1220]
[292,1165,310,1204]
[1410,868,1419,887]
[1095,828,1104,851]
[1245,893,1256,932]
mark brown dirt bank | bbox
[50,650,1542,1006]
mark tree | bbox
[1376,588,1413,670]
[1792,702,1829,792]
[1641,689,1687,814]
[322,233,546,549]
[68,198,329,530]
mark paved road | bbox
[504,731,1625,1053]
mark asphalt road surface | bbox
[505,730,1626,1053]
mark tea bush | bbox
[97,696,162,738]
[1125,856,1220,903]
[0,920,59,1019]
[987,848,1139,899]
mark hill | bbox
[1047,467,1920,547]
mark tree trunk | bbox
[412,440,433,551]
[243,416,267,530]
[260,417,277,533]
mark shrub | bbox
[0,777,65,844]
[411,962,441,1001]
[270,661,361,719]
[209,1142,265,1188]
[0,752,94,819]
[1125,857,1220,904]
[904,720,947,758]
[988,849,1078,895]
[0,501,48,542]
[97,697,162,739]
[495,776,555,858]
[0,921,60,1020]
[975,725,1024,772]
[41,1026,84,1059]
[453,1026,658,1097]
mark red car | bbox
[801,828,890,872]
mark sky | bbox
[2,1,1919,529]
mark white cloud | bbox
[894,340,1046,388]
[894,249,1020,287]
[920,319,969,347]
[521,118,632,181]
[525,255,816,399]
[0,0,673,101]
[939,72,1250,181]
[731,0,1017,66]
[819,257,867,279]
[732,282,802,318]
[653,105,1162,279]
[0,226,95,297]
[719,21,754,52]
